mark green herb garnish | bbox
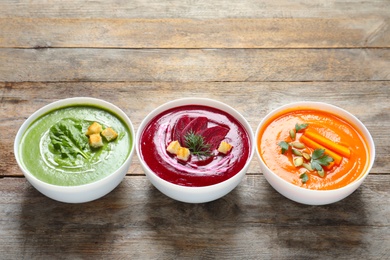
[310,149,334,172]
[278,141,290,154]
[278,123,308,153]
[295,123,308,132]
[184,131,211,158]
[277,123,336,183]
[300,172,309,184]
[49,119,90,162]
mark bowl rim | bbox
[14,97,136,190]
[255,101,376,194]
[135,97,255,191]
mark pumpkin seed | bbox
[292,149,302,156]
[303,163,313,171]
[289,129,296,140]
[291,142,305,149]
[317,168,325,177]
[302,152,311,160]
[293,157,303,167]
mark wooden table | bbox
[1,1,389,259]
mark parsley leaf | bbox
[300,172,309,184]
[295,123,309,132]
[310,149,334,171]
[278,141,290,154]
[311,148,325,160]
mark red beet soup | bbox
[139,105,251,187]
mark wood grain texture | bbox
[1,0,389,19]
[1,0,389,258]
[1,48,389,82]
[2,82,389,177]
[1,18,389,48]
[0,176,389,259]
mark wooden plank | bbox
[0,175,389,259]
[2,82,389,177]
[0,48,389,82]
[0,0,389,19]
[1,18,389,48]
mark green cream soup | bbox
[19,105,132,186]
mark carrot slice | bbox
[324,161,335,170]
[304,129,351,158]
[300,135,343,165]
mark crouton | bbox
[101,127,118,142]
[166,140,181,155]
[85,122,102,136]
[218,141,233,154]
[89,133,103,148]
[177,147,190,161]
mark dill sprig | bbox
[184,131,211,158]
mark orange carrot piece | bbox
[304,129,351,158]
[300,135,343,165]
[324,161,335,170]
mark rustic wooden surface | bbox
[1,1,389,259]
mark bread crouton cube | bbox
[86,122,102,136]
[89,133,103,148]
[101,127,118,142]
[218,141,233,154]
[166,140,181,155]
[177,147,190,161]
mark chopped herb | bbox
[184,131,211,158]
[300,172,309,184]
[310,149,334,172]
[278,141,290,154]
[295,123,309,132]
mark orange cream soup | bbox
[258,108,370,190]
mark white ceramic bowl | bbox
[255,101,375,205]
[14,97,135,203]
[136,98,255,203]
